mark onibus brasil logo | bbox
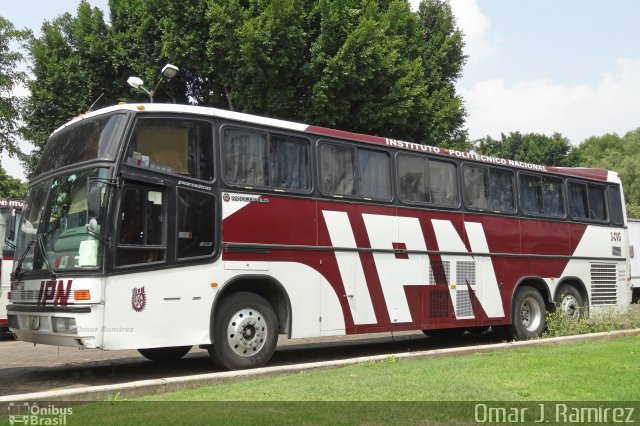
[8,403,72,425]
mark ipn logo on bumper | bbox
[8,402,72,425]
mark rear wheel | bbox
[555,285,585,320]
[500,286,546,340]
[209,292,278,370]
[138,345,192,362]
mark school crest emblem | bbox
[131,287,147,312]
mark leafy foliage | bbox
[0,17,29,157]
[0,166,27,198]
[21,0,469,176]
[22,1,117,173]
[573,128,640,207]
[475,132,579,167]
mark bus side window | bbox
[542,177,564,217]
[463,165,490,210]
[568,182,588,219]
[520,175,542,214]
[587,184,607,221]
[117,187,166,266]
[608,185,624,225]
[127,118,214,181]
[356,149,391,199]
[223,129,269,187]
[398,154,430,203]
[320,144,355,196]
[177,189,216,259]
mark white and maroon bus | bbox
[0,199,23,334]
[7,104,632,369]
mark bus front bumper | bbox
[6,303,104,349]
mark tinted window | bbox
[568,183,588,219]
[269,135,310,190]
[520,175,542,214]
[464,165,514,212]
[491,169,514,211]
[608,185,624,225]
[520,175,564,217]
[430,160,458,206]
[117,187,166,266]
[357,149,391,199]
[224,129,268,186]
[126,118,214,181]
[543,177,564,217]
[320,143,390,200]
[398,154,458,206]
[568,182,606,221]
[224,129,310,191]
[464,165,490,209]
[35,114,127,176]
[177,189,216,259]
[588,185,607,221]
[320,144,355,195]
[398,155,429,202]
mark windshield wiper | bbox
[14,240,34,278]
[37,233,58,279]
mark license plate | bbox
[26,315,40,330]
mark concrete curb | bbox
[1,328,639,403]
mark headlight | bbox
[52,317,77,334]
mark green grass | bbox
[137,336,640,401]
[46,336,640,425]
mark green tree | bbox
[23,0,470,174]
[574,128,640,206]
[475,132,579,166]
[21,0,117,175]
[0,166,26,198]
[0,17,29,157]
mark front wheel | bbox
[138,345,192,362]
[500,286,546,340]
[209,292,278,370]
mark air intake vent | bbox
[429,290,450,318]
[456,261,476,286]
[430,260,450,285]
[590,263,617,305]
[456,289,473,317]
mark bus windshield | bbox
[33,113,128,176]
[14,168,110,274]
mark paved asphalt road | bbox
[0,330,500,397]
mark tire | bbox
[209,292,278,370]
[555,285,585,320]
[502,286,546,340]
[138,345,192,362]
[422,328,465,338]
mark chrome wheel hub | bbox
[520,297,542,332]
[226,308,267,357]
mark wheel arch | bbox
[210,275,292,342]
[510,276,553,317]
